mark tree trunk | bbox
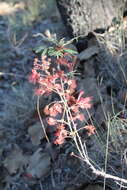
[56,0,127,37]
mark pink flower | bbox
[44,103,62,117]
[76,91,92,109]
[34,88,45,95]
[85,125,96,136]
[54,124,67,145]
[28,69,40,84]
[41,56,51,71]
[57,57,69,66]
[43,105,50,115]
[70,105,79,113]
[24,173,33,179]
[73,113,85,121]
[67,79,77,88]
[53,103,62,113]
[77,91,84,102]
[46,117,57,125]
[77,97,92,109]
[54,137,65,145]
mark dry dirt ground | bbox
[0,2,127,190]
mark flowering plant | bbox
[29,40,95,145]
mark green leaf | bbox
[34,46,45,53]
[64,49,77,55]
[41,48,48,56]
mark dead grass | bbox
[1,82,36,128]
[0,2,25,15]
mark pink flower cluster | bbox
[29,48,95,144]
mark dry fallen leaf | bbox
[3,145,28,174]
[28,122,46,145]
[26,148,51,178]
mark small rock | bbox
[83,59,95,77]
[3,144,28,174]
[95,97,118,126]
[79,78,100,103]
[118,88,127,104]
[28,122,46,145]
[78,46,99,61]
[66,186,75,190]
[84,184,105,190]
[26,148,51,178]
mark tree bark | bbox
[56,0,127,37]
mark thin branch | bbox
[104,115,110,190]
[37,96,50,143]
